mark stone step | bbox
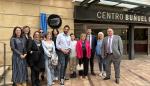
[0,66,10,85]
[0,66,10,79]
[0,69,12,86]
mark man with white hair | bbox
[101,27,123,84]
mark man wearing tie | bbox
[86,28,97,75]
[101,28,123,84]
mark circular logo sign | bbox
[47,14,62,29]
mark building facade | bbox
[74,5,150,59]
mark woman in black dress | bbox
[22,26,32,51]
[10,26,28,86]
[52,29,59,81]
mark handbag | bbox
[48,52,58,68]
[76,64,83,71]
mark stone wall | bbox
[0,0,74,65]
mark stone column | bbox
[147,28,150,55]
[128,25,135,60]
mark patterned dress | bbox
[10,37,28,83]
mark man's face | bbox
[71,35,75,40]
[87,29,91,35]
[64,27,69,34]
[107,28,113,36]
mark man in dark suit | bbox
[86,28,97,75]
[101,27,123,84]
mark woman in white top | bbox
[42,32,55,86]
[69,33,77,78]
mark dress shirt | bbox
[56,32,71,50]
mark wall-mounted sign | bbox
[47,14,62,29]
[96,11,148,22]
[74,6,150,24]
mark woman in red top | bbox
[76,33,91,79]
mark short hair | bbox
[33,31,40,39]
[98,32,104,35]
[107,27,113,30]
[64,25,70,29]
[70,33,74,36]
[98,32,104,38]
[80,33,86,39]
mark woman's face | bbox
[81,35,86,41]
[98,34,103,39]
[53,29,58,35]
[46,34,52,40]
[15,28,22,37]
[34,32,40,40]
[23,27,30,34]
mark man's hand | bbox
[66,49,71,54]
[61,49,67,54]
[61,49,71,54]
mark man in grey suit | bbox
[101,27,123,84]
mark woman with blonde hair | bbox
[42,32,55,86]
[76,33,91,79]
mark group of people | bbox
[10,25,123,86]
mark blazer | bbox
[101,35,123,58]
[91,35,97,51]
[87,35,97,51]
[76,40,91,59]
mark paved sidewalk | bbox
[1,56,150,86]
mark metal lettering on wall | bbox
[97,11,149,23]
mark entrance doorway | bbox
[134,29,148,54]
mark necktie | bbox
[108,36,111,53]
[88,35,92,48]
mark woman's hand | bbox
[20,54,25,59]
[23,54,27,58]
[20,54,27,59]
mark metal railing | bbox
[0,42,6,86]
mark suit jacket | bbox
[87,35,97,51]
[101,35,123,58]
[76,40,91,59]
[91,35,97,51]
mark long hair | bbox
[22,26,31,37]
[11,26,23,38]
[52,29,59,37]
